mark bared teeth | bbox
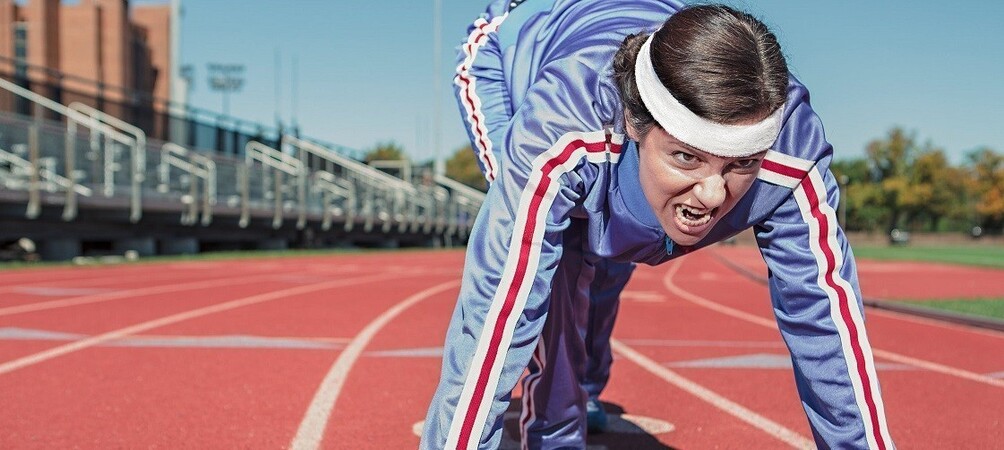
[675,205,713,226]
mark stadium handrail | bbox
[283,135,416,193]
[313,170,356,232]
[243,140,306,229]
[283,135,419,233]
[163,142,217,226]
[67,102,147,222]
[0,145,94,197]
[0,77,142,221]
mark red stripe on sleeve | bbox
[761,159,808,180]
[800,176,886,450]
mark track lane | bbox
[3,248,1002,448]
[609,265,818,447]
[1,345,342,449]
[0,251,466,448]
[291,280,461,450]
[313,276,462,449]
[652,250,1004,447]
[0,273,405,375]
[713,245,1004,300]
[692,249,1004,378]
[0,256,411,313]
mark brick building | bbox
[0,0,171,120]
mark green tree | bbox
[832,158,886,231]
[907,149,967,231]
[363,141,407,163]
[865,127,917,232]
[861,127,965,232]
[445,145,488,192]
[965,147,1004,233]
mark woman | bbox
[422,1,894,449]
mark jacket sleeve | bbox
[754,145,895,448]
[453,6,511,182]
[421,50,619,450]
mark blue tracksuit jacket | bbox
[422,1,894,448]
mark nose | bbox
[694,174,727,209]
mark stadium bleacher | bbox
[0,71,483,261]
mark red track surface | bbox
[0,248,1001,448]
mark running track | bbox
[0,248,1001,448]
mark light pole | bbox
[207,63,245,116]
[433,0,443,175]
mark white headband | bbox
[634,33,784,157]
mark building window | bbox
[13,22,28,78]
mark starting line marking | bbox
[621,291,667,303]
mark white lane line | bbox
[290,280,460,450]
[709,249,1004,340]
[0,273,285,317]
[0,273,401,376]
[611,339,814,449]
[0,263,280,294]
[663,259,1004,389]
[869,349,1004,387]
[662,261,777,328]
[867,307,1004,340]
[0,270,159,292]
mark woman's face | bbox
[634,125,765,246]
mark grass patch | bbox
[895,298,1004,321]
[851,245,1004,269]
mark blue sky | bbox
[175,0,1004,164]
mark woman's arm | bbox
[756,150,894,449]
[422,52,623,450]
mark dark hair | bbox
[613,5,789,137]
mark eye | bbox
[672,151,698,164]
[729,158,762,172]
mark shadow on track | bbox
[504,399,677,449]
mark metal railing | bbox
[2,73,484,246]
[67,101,147,222]
[0,77,140,221]
[434,174,485,239]
[0,141,94,196]
[162,142,217,225]
[313,170,356,231]
[241,141,305,229]
[283,135,419,233]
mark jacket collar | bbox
[617,140,662,231]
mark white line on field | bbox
[290,280,460,450]
[662,259,1004,389]
[611,339,814,449]
[0,273,400,376]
